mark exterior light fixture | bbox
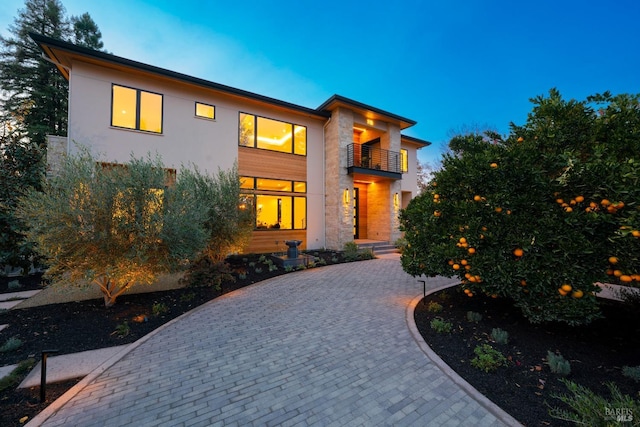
[344,188,350,204]
[394,192,400,208]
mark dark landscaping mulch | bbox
[414,286,640,426]
[0,250,350,427]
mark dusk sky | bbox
[1,0,638,167]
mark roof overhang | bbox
[317,94,416,130]
[401,134,431,148]
[29,32,330,120]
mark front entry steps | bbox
[355,240,399,255]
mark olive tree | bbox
[16,147,211,307]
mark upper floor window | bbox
[400,148,408,173]
[239,113,306,155]
[195,102,215,120]
[111,84,163,133]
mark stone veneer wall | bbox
[324,108,354,250]
[46,135,68,177]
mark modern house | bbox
[31,33,430,254]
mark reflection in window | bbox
[195,102,215,119]
[239,113,255,147]
[239,113,306,155]
[111,84,163,133]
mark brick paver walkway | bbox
[31,258,519,426]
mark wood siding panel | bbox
[245,230,307,254]
[238,146,306,181]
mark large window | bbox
[239,113,306,155]
[111,85,163,133]
[241,176,306,229]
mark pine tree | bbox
[70,12,104,50]
[0,0,70,148]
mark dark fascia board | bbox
[29,32,330,120]
[401,134,431,147]
[317,94,417,129]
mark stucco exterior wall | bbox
[66,60,327,250]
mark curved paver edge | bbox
[406,281,523,427]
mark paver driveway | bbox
[31,258,518,426]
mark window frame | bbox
[400,148,409,173]
[195,102,216,120]
[238,112,307,156]
[240,175,307,230]
[111,84,164,134]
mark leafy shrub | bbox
[0,358,36,393]
[254,267,263,274]
[7,280,22,290]
[331,256,339,263]
[622,365,640,383]
[343,241,360,262]
[0,336,23,353]
[400,90,640,325]
[394,237,408,253]
[284,265,294,272]
[471,344,507,372]
[549,379,640,426]
[238,273,247,280]
[430,318,452,334]
[113,321,130,337]
[426,301,443,313]
[316,258,327,266]
[152,302,169,316]
[547,351,571,376]
[181,257,234,290]
[179,292,195,303]
[491,328,509,344]
[466,311,482,323]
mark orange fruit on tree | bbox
[564,206,573,213]
[433,194,440,199]
[609,256,619,264]
[495,207,503,213]
[620,275,633,283]
[572,290,584,299]
[517,136,524,142]
[601,199,611,206]
[520,279,527,286]
[434,210,441,217]
[561,284,572,292]
[513,248,524,257]
[614,270,622,277]
[632,230,640,238]
[452,263,460,270]
[556,198,564,204]
[461,259,468,265]
[468,247,476,254]
[575,195,584,203]
[448,260,454,265]
[465,265,471,270]
[490,162,498,168]
[459,237,467,244]
[558,288,568,296]
[473,195,482,202]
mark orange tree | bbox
[400,89,640,325]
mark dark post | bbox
[41,349,59,402]
[418,280,426,304]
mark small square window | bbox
[195,102,215,119]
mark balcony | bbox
[346,144,402,180]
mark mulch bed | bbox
[414,286,640,426]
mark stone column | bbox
[324,108,354,250]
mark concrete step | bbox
[0,289,42,310]
[357,241,399,255]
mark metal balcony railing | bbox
[347,144,402,174]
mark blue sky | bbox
[1,0,639,167]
